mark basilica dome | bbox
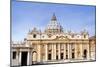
[45,13,63,34]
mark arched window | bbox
[32,51,37,63]
[33,34,36,38]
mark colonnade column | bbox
[18,51,21,66]
[75,43,78,59]
[37,44,41,62]
[64,44,66,59]
[68,43,71,59]
[87,44,90,60]
[53,43,56,60]
[27,50,32,65]
[16,51,19,65]
[45,44,48,61]
[80,44,83,59]
[58,44,60,60]
[27,51,30,65]
[51,44,54,60]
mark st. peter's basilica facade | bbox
[11,14,96,66]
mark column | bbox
[18,51,21,66]
[16,51,19,65]
[37,44,41,62]
[27,50,32,65]
[68,44,71,59]
[45,44,48,61]
[53,44,56,60]
[80,44,83,59]
[64,44,66,59]
[76,44,80,59]
[30,51,32,65]
[27,51,30,65]
[87,44,90,60]
[58,43,60,60]
[52,44,54,60]
[75,43,78,59]
[89,43,91,59]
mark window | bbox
[48,54,51,60]
[33,34,36,38]
[13,52,16,59]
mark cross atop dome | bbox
[51,13,57,21]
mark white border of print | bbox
[0,0,99,67]
[21,0,96,5]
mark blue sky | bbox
[12,0,96,41]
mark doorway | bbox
[61,53,64,59]
[48,54,51,60]
[72,53,75,59]
[83,49,87,59]
[21,52,28,66]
